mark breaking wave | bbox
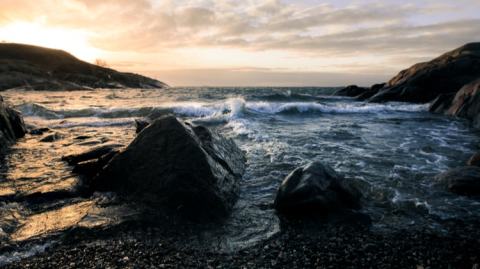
[17,99,429,122]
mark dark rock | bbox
[0,43,168,91]
[435,166,480,195]
[356,83,386,101]
[334,85,368,97]
[93,115,246,219]
[445,79,480,128]
[74,135,91,140]
[72,150,119,178]
[39,132,63,142]
[135,119,150,134]
[0,97,26,152]
[62,144,123,165]
[467,152,480,167]
[369,43,480,103]
[274,162,362,218]
[429,93,456,113]
[29,127,50,135]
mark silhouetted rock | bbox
[369,43,480,103]
[356,83,386,101]
[0,43,168,91]
[435,166,480,195]
[0,96,26,152]
[93,115,246,219]
[274,162,362,218]
[334,85,368,97]
[445,79,480,128]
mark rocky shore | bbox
[4,218,480,269]
[1,43,480,268]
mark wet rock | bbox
[369,43,480,103]
[39,132,64,142]
[467,152,480,167]
[435,166,480,195]
[274,162,362,218]
[356,83,386,101]
[0,96,26,152]
[62,144,123,165]
[93,115,246,219]
[29,127,50,135]
[72,150,119,178]
[445,79,480,128]
[334,85,368,97]
[135,119,150,134]
[429,93,456,114]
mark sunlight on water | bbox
[1,87,479,249]
[11,201,94,242]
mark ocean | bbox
[1,87,480,260]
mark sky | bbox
[0,0,479,86]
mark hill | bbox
[0,43,168,91]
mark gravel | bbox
[4,218,480,269]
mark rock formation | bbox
[369,43,480,103]
[93,115,246,219]
[274,162,361,218]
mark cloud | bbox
[1,0,480,86]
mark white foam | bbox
[246,101,429,114]
[0,241,54,266]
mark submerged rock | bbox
[334,85,368,97]
[93,115,246,219]
[274,162,362,218]
[29,127,50,136]
[39,132,64,142]
[369,43,480,103]
[435,166,480,195]
[0,96,26,152]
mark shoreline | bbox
[4,218,480,268]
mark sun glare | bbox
[0,22,101,62]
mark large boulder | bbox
[444,79,480,128]
[274,162,361,218]
[333,85,368,97]
[0,96,26,152]
[435,166,480,196]
[369,43,480,103]
[93,115,246,219]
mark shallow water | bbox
[1,87,480,253]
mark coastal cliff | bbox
[369,42,480,103]
[0,43,168,91]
